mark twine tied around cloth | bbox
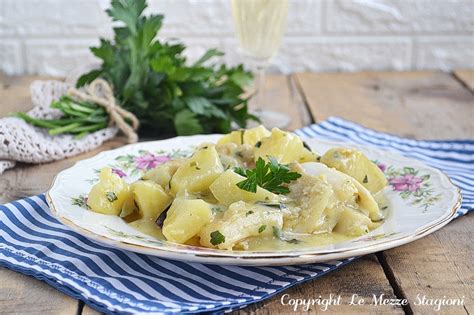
[67,79,140,143]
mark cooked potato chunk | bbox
[301,162,383,222]
[286,173,336,233]
[132,180,172,220]
[170,145,224,195]
[352,180,383,221]
[255,128,317,164]
[120,193,138,218]
[87,168,130,215]
[142,159,184,190]
[209,170,278,206]
[162,199,213,244]
[321,148,387,194]
[185,236,201,246]
[217,125,271,146]
[199,201,283,250]
[334,207,373,236]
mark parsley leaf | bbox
[77,0,256,137]
[106,192,118,202]
[258,225,267,233]
[174,109,204,135]
[211,206,225,215]
[234,167,247,177]
[184,96,227,119]
[193,48,224,67]
[235,156,301,194]
[272,226,282,239]
[272,226,301,244]
[210,230,225,246]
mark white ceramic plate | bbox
[47,135,461,266]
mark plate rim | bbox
[46,136,462,265]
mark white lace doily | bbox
[0,77,118,174]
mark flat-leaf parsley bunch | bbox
[78,0,256,137]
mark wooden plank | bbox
[81,303,102,315]
[380,214,473,314]
[0,75,83,314]
[454,69,474,92]
[294,71,474,139]
[0,267,79,314]
[297,71,473,314]
[0,74,57,115]
[236,255,404,314]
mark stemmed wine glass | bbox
[231,0,290,129]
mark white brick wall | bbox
[1,0,473,76]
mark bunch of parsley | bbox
[77,0,256,137]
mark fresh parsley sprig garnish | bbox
[234,156,301,194]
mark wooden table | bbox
[1,70,473,314]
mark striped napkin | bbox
[0,117,472,314]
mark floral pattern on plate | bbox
[87,148,191,184]
[375,161,442,212]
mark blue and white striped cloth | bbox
[0,117,472,314]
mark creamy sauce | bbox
[129,164,388,251]
[130,194,387,251]
[374,191,389,219]
[244,233,353,251]
[129,219,164,239]
[128,165,388,251]
[132,220,354,251]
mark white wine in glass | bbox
[231,0,290,128]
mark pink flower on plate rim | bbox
[112,168,127,178]
[377,162,387,172]
[389,174,423,192]
[134,153,171,170]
